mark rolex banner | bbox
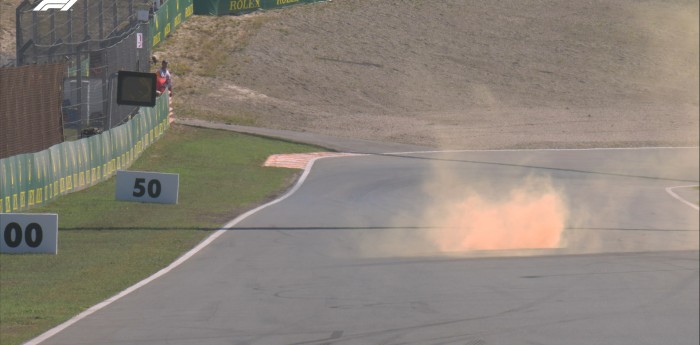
[193,0,326,16]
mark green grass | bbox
[175,106,260,126]
[0,125,326,345]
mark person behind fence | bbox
[156,60,172,96]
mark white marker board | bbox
[0,213,58,254]
[115,170,179,204]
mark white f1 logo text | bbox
[33,0,79,11]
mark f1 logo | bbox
[33,0,79,11]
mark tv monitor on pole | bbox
[116,71,157,107]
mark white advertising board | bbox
[115,170,179,204]
[0,213,58,254]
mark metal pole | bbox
[98,0,104,40]
[83,0,88,41]
[67,3,73,44]
[86,78,90,127]
[107,72,119,130]
[76,51,83,128]
[31,10,37,63]
[112,0,118,34]
[15,1,22,64]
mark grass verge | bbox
[0,124,325,345]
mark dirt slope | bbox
[11,0,700,149]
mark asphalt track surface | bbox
[35,145,699,345]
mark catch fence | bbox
[15,0,154,136]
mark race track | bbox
[36,147,699,345]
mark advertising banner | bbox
[150,0,195,48]
[193,0,325,15]
[0,94,170,213]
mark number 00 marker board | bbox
[0,213,58,254]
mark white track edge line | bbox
[382,146,699,156]
[665,185,700,211]
[24,155,328,345]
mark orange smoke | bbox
[427,185,567,252]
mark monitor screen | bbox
[117,71,157,107]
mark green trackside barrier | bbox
[0,93,170,213]
[150,0,195,48]
[193,0,326,16]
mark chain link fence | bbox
[15,0,154,139]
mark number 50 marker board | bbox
[115,170,179,204]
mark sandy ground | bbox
[3,0,698,149]
[158,0,699,150]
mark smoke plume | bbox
[423,178,566,253]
